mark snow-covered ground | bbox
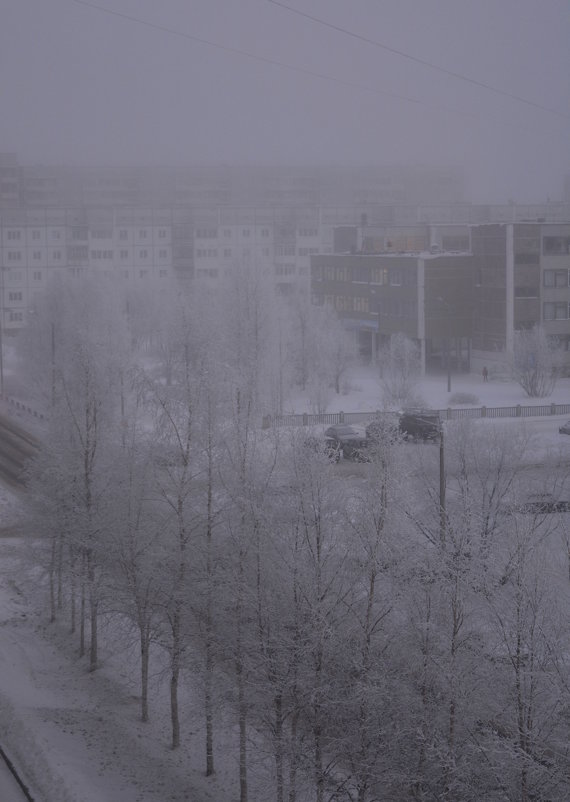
[1,365,570,801]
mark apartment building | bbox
[0,208,178,333]
[312,221,570,374]
[471,222,570,371]
[311,227,472,371]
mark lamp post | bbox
[439,420,446,546]
[436,296,452,393]
[0,266,4,398]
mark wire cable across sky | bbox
[71,0,569,133]
[266,0,570,120]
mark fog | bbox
[1,0,569,202]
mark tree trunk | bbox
[205,637,214,775]
[57,534,64,610]
[49,537,57,623]
[288,708,299,802]
[70,545,76,634]
[140,622,150,723]
[205,417,215,777]
[88,551,98,672]
[274,693,284,802]
[79,551,86,657]
[170,611,181,749]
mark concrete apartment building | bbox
[471,222,570,372]
[311,224,472,370]
[311,220,570,375]
[0,208,180,334]
[3,153,570,373]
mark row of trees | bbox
[21,276,570,801]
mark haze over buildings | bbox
[1,0,569,204]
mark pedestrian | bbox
[482,366,488,382]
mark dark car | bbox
[518,493,570,514]
[559,420,570,435]
[398,409,440,441]
[324,424,369,461]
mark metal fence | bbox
[263,402,570,428]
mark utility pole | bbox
[0,264,4,397]
[439,420,446,547]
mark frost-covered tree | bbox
[26,279,129,670]
[379,332,422,408]
[512,325,562,398]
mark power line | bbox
[69,0,563,135]
[266,0,570,120]
[70,0,421,106]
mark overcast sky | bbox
[2,0,569,203]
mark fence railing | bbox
[263,402,570,428]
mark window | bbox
[275,265,296,276]
[543,302,569,320]
[119,230,128,240]
[159,269,168,277]
[33,271,42,281]
[9,311,23,322]
[543,236,570,255]
[51,230,61,239]
[261,228,270,238]
[158,229,167,239]
[242,228,250,237]
[389,268,402,286]
[68,246,88,260]
[515,253,539,265]
[7,230,21,240]
[120,249,129,259]
[139,269,148,278]
[299,228,318,237]
[92,229,112,239]
[370,267,388,285]
[543,269,568,288]
[8,291,23,301]
[276,244,295,257]
[353,296,370,313]
[196,228,217,239]
[33,251,42,260]
[7,251,22,261]
[53,251,62,260]
[139,229,147,239]
[32,230,41,240]
[139,249,148,258]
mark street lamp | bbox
[436,296,452,393]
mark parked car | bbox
[398,409,441,441]
[559,420,570,435]
[324,424,369,461]
[518,493,570,514]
